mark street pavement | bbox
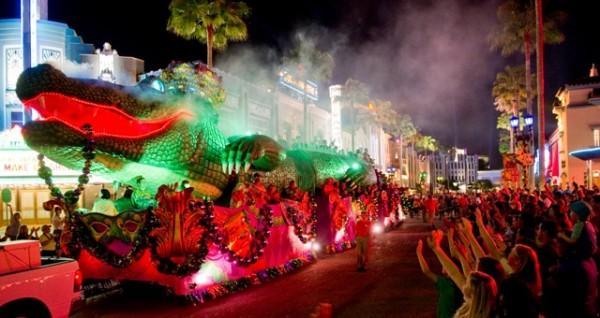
[73,218,438,318]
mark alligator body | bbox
[16,64,375,199]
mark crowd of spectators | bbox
[413,184,600,317]
[1,203,65,257]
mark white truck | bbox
[0,240,83,318]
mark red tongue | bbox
[23,92,191,139]
[106,239,133,257]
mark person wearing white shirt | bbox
[92,189,118,216]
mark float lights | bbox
[351,162,360,170]
[524,113,534,127]
[192,272,212,286]
[311,241,322,252]
[372,223,384,234]
[510,115,520,129]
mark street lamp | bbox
[523,113,534,189]
[524,113,534,127]
[510,115,520,129]
[509,115,519,154]
[512,112,535,188]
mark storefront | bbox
[0,127,108,226]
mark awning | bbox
[0,175,109,186]
[569,147,600,161]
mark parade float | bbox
[14,63,387,301]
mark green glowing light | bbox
[351,162,360,170]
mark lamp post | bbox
[524,113,534,189]
[511,113,535,188]
[510,114,519,153]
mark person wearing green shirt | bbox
[416,240,463,318]
[114,188,135,212]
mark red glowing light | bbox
[73,269,83,292]
[22,92,191,139]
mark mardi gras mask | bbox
[79,211,147,257]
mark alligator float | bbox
[14,63,375,299]
[16,63,375,199]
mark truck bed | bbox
[0,257,74,277]
[0,256,82,318]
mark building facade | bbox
[0,18,94,129]
[215,69,332,144]
[551,65,600,188]
[428,148,478,192]
[0,0,144,226]
[211,68,389,170]
[80,42,144,86]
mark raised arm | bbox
[461,217,486,260]
[475,209,503,260]
[427,230,466,290]
[455,223,476,265]
[29,227,39,239]
[448,228,473,277]
[416,240,438,282]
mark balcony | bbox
[588,88,600,105]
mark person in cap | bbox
[39,225,57,257]
[558,201,597,259]
[559,201,591,244]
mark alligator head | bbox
[16,64,229,198]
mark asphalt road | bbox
[73,218,438,318]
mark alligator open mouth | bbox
[22,92,192,139]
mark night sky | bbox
[2,0,600,168]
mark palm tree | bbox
[394,114,417,186]
[167,0,250,68]
[497,112,512,154]
[492,65,531,114]
[415,134,438,155]
[490,0,563,187]
[337,79,370,151]
[492,65,534,153]
[371,100,418,156]
[397,114,417,140]
[372,99,405,136]
[489,0,564,114]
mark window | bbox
[10,111,24,128]
[41,48,62,63]
[5,47,23,90]
[594,129,600,147]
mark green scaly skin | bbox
[16,64,375,199]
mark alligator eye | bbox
[91,222,109,234]
[123,220,139,233]
[150,79,165,93]
[139,76,165,93]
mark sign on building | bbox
[278,69,318,101]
